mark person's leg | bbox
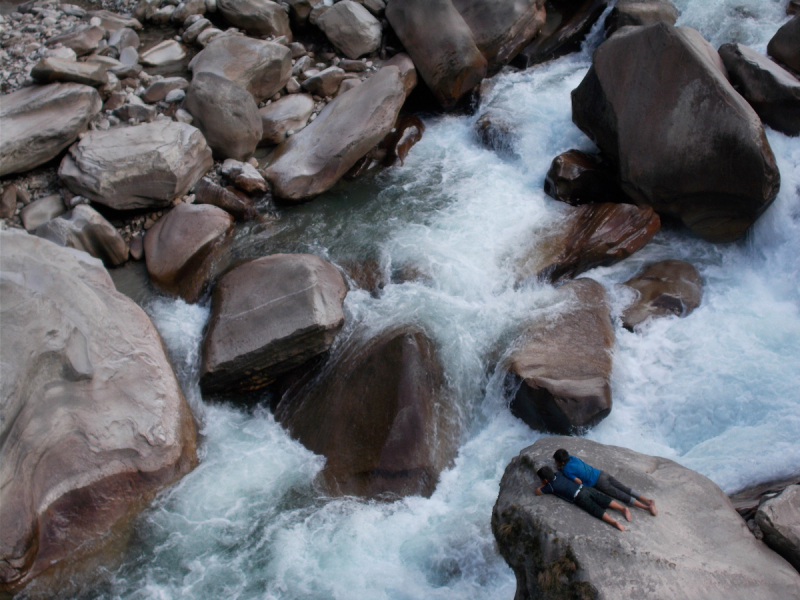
[580,488,632,523]
[608,499,632,521]
[602,512,625,531]
[598,473,657,513]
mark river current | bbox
[77,1,800,598]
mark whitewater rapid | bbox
[78,1,800,598]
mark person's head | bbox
[553,449,570,469]
[537,466,555,483]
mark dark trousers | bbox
[575,486,613,519]
[595,472,640,505]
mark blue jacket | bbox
[561,456,601,487]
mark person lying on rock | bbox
[553,448,657,516]
[535,466,630,531]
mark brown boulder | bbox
[544,149,622,205]
[216,0,292,38]
[604,0,679,36]
[36,204,129,267]
[621,260,703,330]
[506,278,614,434]
[143,203,234,302]
[200,254,347,394]
[194,178,257,221]
[768,15,800,74]
[30,57,108,87]
[274,327,456,498]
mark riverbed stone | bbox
[172,0,206,22]
[259,93,314,145]
[544,149,621,205]
[89,9,142,31]
[621,260,703,330]
[184,72,262,161]
[20,194,66,232]
[31,57,108,87]
[768,15,800,74]
[264,65,408,201]
[572,23,781,242]
[36,204,128,267]
[141,77,189,103]
[59,121,213,210]
[492,437,800,600]
[190,36,291,103]
[274,327,457,498]
[506,279,614,434]
[605,0,679,36]
[386,0,487,108]
[0,231,197,598]
[383,52,418,95]
[317,0,382,60]
[216,0,292,38]
[0,186,16,219]
[301,66,345,97]
[109,27,140,52]
[182,17,211,43]
[46,25,105,56]
[756,485,800,572]
[200,254,347,394]
[144,203,234,302]
[0,83,101,177]
[719,42,800,137]
[140,40,187,67]
[194,178,257,221]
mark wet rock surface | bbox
[544,149,621,205]
[621,259,703,330]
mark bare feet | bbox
[641,496,655,507]
[623,507,632,522]
[648,503,658,516]
[614,521,626,531]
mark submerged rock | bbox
[604,0,678,36]
[506,279,614,434]
[621,260,703,330]
[768,15,800,74]
[572,23,781,243]
[474,106,519,158]
[492,437,800,600]
[544,149,621,205]
[36,204,129,267]
[756,485,800,572]
[0,231,197,597]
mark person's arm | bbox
[535,485,545,496]
[574,477,582,484]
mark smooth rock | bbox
[768,15,800,74]
[114,102,157,122]
[199,254,347,394]
[286,0,321,24]
[36,204,128,267]
[506,279,614,434]
[259,93,314,144]
[621,260,703,330]
[0,231,197,597]
[572,23,780,243]
[59,121,213,210]
[20,194,66,232]
[301,65,345,97]
[196,27,223,46]
[317,0,382,60]
[0,186,16,219]
[46,25,105,56]
[144,203,234,302]
[172,0,206,22]
[605,0,678,35]
[474,105,519,158]
[184,71,262,161]
[265,65,407,201]
[182,17,211,43]
[150,4,175,23]
[344,113,425,178]
[0,83,101,177]
[544,149,621,205]
[44,46,77,61]
[119,46,139,65]
[386,0,487,108]
[383,52,417,95]
[720,42,800,137]
[274,327,457,498]
[133,0,163,21]
[108,27,140,51]
[194,178,257,220]
[492,437,800,600]
[216,0,292,38]
[89,10,142,31]
[139,40,187,66]
[141,76,189,103]
[756,485,800,572]
[31,56,108,87]
[221,159,268,193]
[189,35,291,103]
[130,234,144,260]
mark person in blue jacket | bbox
[553,449,658,516]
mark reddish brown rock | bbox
[604,0,679,36]
[194,178,257,221]
[621,260,703,330]
[768,15,800,74]
[345,114,426,178]
[544,149,621,206]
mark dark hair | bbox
[553,449,570,464]
[537,466,555,482]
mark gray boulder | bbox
[386,0,487,108]
[768,15,800,74]
[59,121,213,211]
[492,437,800,600]
[621,260,703,330]
[0,83,101,178]
[0,231,197,597]
[572,23,781,243]
[720,43,800,137]
[200,254,347,394]
[216,0,292,38]
[184,72,262,161]
[605,0,679,36]
[36,204,128,267]
[20,194,66,232]
[756,485,800,572]
[46,25,105,56]
[264,65,408,201]
[189,36,291,103]
[317,0,382,60]
[383,52,418,95]
[141,77,190,103]
[109,27,140,52]
[30,57,108,87]
[506,279,614,434]
[301,66,345,97]
[259,93,314,145]
[144,203,234,302]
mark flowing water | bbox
[75,1,800,598]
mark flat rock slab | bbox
[507,278,614,434]
[756,485,800,571]
[259,93,314,145]
[492,437,800,600]
[59,121,213,211]
[189,35,291,103]
[0,83,101,178]
[264,65,407,201]
[36,204,129,267]
[31,57,108,87]
[139,40,187,67]
[768,15,800,73]
[0,231,197,597]
[200,253,347,394]
[317,0,382,60]
[216,0,292,38]
[621,259,703,330]
[572,23,781,243]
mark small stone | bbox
[285,76,301,93]
[20,194,66,231]
[174,108,193,123]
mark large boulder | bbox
[317,0,382,60]
[184,72,262,162]
[385,0,487,108]
[264,65,409,202]
[0,83,101,177]
[451,0,546,71]
[259,93,315,145]
[274,327,457,498]
[492,437,800,600]
[571,23,781,243]
[143,203,234,302]
[58,121,213,211]
[200,254,347,394]
[543,149,621,205]
[0,231,197,597]
[516,203,660,285]
[621,260,703,330]
[719,43,800,137]
[756,485,800,572]
[36,204,129,267]
[216,0,292,38]
[768,15,800,74]
[604,0,679,36]
[189,36,292,103]
[506,279,614,434]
